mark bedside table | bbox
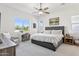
[64,36,74,45]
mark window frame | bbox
[71,16,79,32]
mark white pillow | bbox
[44,30,51,34]
[3,33,11,40]
[51,30,62,35]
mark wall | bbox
[37,4,79,34]
[0,4,37,34]
[1,4,79,35]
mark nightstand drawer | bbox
[64,38,74,45]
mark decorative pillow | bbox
[2,32,11,40]
[51,30,62,35]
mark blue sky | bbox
[15,17,30,27]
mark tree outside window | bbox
[15,17,30,32]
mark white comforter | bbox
[31,33,63,47]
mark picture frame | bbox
[49,17,59,25]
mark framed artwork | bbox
[49,17,59,25]
[33,23,36,28]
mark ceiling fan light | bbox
[38,11,43,15]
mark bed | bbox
[31,26,64,51]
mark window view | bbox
[15,17,30,32]
[71,16,79,32]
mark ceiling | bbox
[2,3,79,15]
[2,3,63,14]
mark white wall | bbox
[0,4,37,34]
[1,3,79,35]
[37,4,79,34]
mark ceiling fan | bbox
[34,3,50,15]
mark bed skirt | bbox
[31,39,63,51]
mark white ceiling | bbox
[2,3,63,14]
[2,3,79,15]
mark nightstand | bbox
[64,36,74,45]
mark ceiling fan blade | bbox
[44,7,49,10]
[44,12,50,14]
[33,3,50,15]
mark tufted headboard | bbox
[45,26,64,35]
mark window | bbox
[71,16,79,32]
[15,17,30,32]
